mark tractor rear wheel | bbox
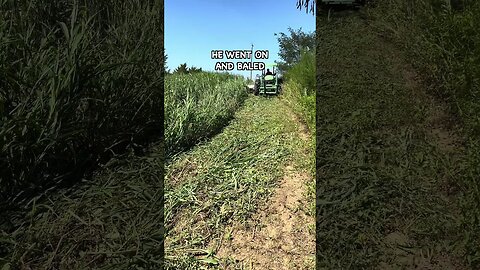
[254,84,259,96]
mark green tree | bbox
[188,66,203,73]
[275,28,315,73]
[164,51,169,74]
[173,63,203,74]
[173,63,189,74]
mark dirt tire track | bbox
[216,108,315,270]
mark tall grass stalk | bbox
[0,0,164,207]
[165,72,247,157]
[282,50,316,132]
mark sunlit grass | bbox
[165,72,247,157]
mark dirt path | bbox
[216,112,314,269]
[216,166,314,269]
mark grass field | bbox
[317,7,468,268]
[0,71,248,269]
[371,1,480,265]
[163,46,315,268]
[0,0,163,207]
[1,1,164,268]
[1,145,164,269]
[282,50,316,133]
[165,72,247,157]
[165,96,314,269]
[0,0,318,268]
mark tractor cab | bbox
[254,63,282,96]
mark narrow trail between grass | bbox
[164,96,315,269]
[317,8,469,269]
[216,112,314,269]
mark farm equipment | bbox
[320,0,366,21]
[320,0,365,6]
[253,63,283,96]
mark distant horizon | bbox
[166,65,287,80]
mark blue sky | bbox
[165,0,315,79]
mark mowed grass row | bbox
[165,73,247,156]
[372,1,480,265]
[317,11,466,269]
[164,97,309,269]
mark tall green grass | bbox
[370,1,480,267]
[282,50,316,132]
[165,72,247,157]
[281,50,316,218]
[0,0,163,207]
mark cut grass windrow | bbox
[164,96,313,269]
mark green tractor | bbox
[253,63,283,96]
